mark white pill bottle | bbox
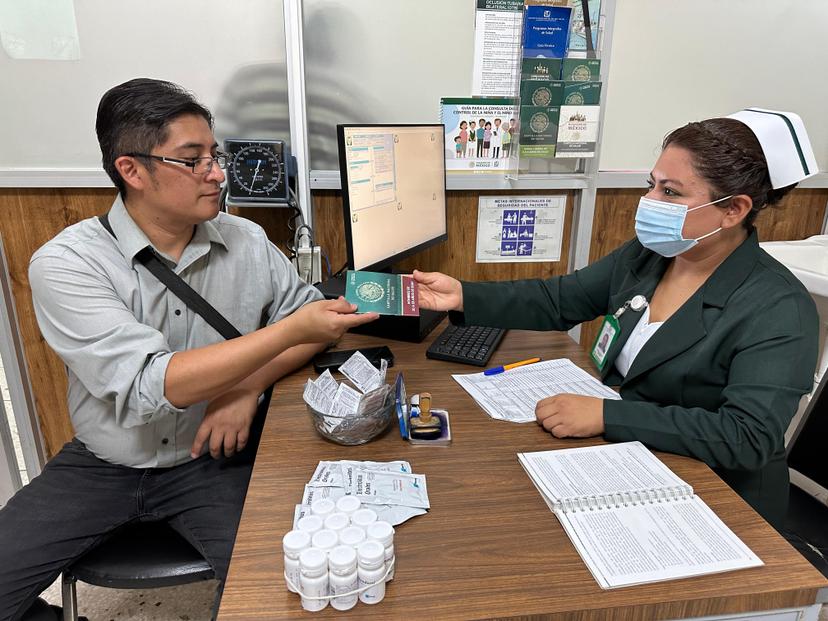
[328,545,359,611]
[357,540,386,605]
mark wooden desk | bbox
[219,323,827,620]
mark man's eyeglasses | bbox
[126,152,228,175]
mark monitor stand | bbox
[316,274,446,343]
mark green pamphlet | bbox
[345,271,420,316]
[561,58,601,82]
[519,105,561,158]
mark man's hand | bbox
[286,297,378,345]
[535,394,605,438]
[412,269,464,312]
[190,388,261,459]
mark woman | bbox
[414,108,820,527]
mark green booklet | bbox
[345,271,420,316]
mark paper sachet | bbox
[351,469,430,509]
[309,460,412,488]
[338,351,382,393]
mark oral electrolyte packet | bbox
[299,460,429,527]
[351,469,430,509]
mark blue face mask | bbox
[634,195,732,258]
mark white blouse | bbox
[614,306,664,378]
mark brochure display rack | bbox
[507,0,606,178]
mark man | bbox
[0,78,376,620]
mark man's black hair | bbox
[96,78,213,196]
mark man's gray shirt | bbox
[29,196,322,468]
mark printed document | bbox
[518,442,763,588]
[453,358,619,423]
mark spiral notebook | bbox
[518,442,763,588]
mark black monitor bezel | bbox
[337,123,448,272]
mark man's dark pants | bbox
[0,438,254,621]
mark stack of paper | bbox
[303,351,391,434]
[453,358,619,423]
[293,460,429,527]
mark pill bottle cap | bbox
[282,530,311,555]
[311,528,339,551]
[296,515,323,534]
[339,525,367,547]
[357,540,385,569]
[324,512,350,532]
[328,545,358,572]
[310,498,336,517]
[335,495,361,514]
[366,521,394,547]
[299,547,327,574]
[351,508,378,528]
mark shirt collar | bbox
[106,195,228,265]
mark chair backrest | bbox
[788,376,828,492]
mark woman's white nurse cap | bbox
[726,108,819,189]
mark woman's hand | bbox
[286,297,379,344]
[413,270,464,312]
[535,394,605,438]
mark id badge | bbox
[590,315,619,371]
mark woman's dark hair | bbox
[663,118,797,229]
[96,78,213,196]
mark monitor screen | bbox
[337,124,447,271]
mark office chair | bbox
[60,521,214,621]
[783,377,828,579]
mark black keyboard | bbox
[425,324,507,366]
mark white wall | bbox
[0,0,287,171]
[1,0,825,177]
[600,0,828,172]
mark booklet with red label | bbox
[345,271,420,316]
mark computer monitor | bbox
[337,124,447,271]
[320,124,448,342]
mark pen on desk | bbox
[483,357,542,376]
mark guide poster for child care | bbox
[476,195,565,262]
[440,97,519,174]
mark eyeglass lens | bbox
[192,155,227,174]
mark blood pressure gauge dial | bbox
[224,139,289,206]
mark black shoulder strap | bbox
[99,213,241,340]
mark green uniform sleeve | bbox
[455,241,633,330]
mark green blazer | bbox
[457,231,818,527]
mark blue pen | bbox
[483,357,542,376]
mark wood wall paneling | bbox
[0,189,116,459]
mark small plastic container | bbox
[282,530,311,593]
[311,528,339,556]
[335,495,362,516]
[296,515,323,536]
[324,511,350,534]
[339,525,367,549]
[328,545,359,611]
[351,507,378,529]
[357,540,386,605]
[366,520,395,581]
[310,498,336,519]
[299,547,329,612]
